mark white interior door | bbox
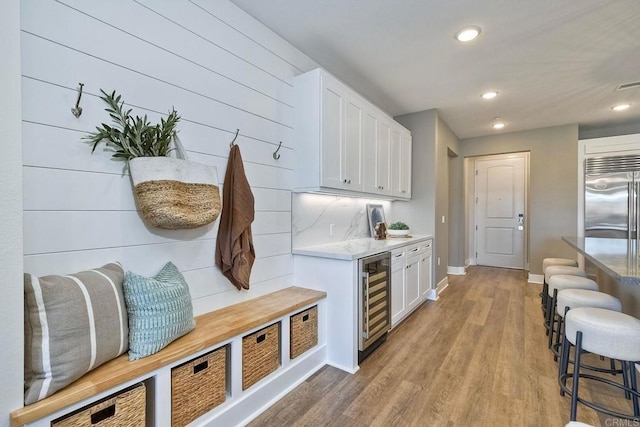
[475,155,527,269]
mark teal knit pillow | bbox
[123,262,196,361]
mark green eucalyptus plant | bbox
[85,90,180,160]
[389,221,410,230]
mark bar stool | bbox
[544,270,590,336]
[551,289,621,361]
[543,265,585,321]
[559,307,640,421]
[541,258,578,312]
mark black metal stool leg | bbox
[548,289,559,349]
[630,362,640,416]
[559,326,571,397]
[623,361,632,400]
[570,331,583,421]
[553,313,563,362]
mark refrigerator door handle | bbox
[630,182,634,240]
[630,180,640,239]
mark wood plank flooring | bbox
[250,266,635,427]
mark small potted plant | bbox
[387,221,411,237]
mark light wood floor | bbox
[250,266,636,427]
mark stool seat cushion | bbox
[557,289,621,317]
[543,258,578,273]
[544,265,586,283]
[548,275,598,294]
[565,422,594,427]
[565,307,640,361]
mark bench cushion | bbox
[24,263,128,405]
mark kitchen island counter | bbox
[293,234,433,260]
[562,236,640,286]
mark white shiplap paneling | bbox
[21,0,316,314]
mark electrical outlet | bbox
[329,224,334,236]
[437,257,441,266]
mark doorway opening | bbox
[465,152,530,270]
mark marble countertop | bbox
[562,236,640,285]
[293,235,433,261]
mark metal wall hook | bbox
[229,128,240,147]
[71,83,84,118]
[273,141,282,160]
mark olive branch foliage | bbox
[85,90,180,160]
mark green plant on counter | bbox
[84,90,180,160]
[389,221,409,230]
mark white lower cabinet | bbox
[406,255,421,312]
[390,249,407,327]
[390,239,434,328]
[419,241,433,299]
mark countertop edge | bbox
[562,236,640,285]
[292,235,433,261]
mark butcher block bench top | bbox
[11,286,326,427]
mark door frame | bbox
[465,152,530,270]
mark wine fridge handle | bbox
[363,272,370,339]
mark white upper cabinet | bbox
[392,127,412,199]
[294,68,410,199]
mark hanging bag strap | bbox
[171,134,189,160]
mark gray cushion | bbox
[123,262,195,361]
[24,263,128,404]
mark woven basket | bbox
[52,383,145,427]
[129,154,221,230]
[171,346,227,426]
[290,305,318,359]
[242,323,280,390]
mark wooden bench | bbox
[11,286,326,427]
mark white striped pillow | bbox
[24,263,128,405]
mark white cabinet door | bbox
[392,127,412,199]
[419,249,433,300]
[320,73,346,189]
[363,109,379,194]
[406,255,421,311]
[390,251,406,327]
[377,119,392,196]
[344,95,364,191]
[399,130,412,198]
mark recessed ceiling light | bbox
[612,103,631,111]
[492,121,506,130]
[455,26,481,42]
[481,91,498,100]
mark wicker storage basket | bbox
[171,345,228,426]
[290,305,318,359]
[242,323,280,390]
[52,382,145,427]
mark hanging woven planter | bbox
[129,150,221,229]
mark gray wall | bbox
[0,0,24,423]
[395,109,461,286]
[460,124,579,275]
[579,120,640,140]
[436,116,460,280]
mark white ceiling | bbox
[230,0,640,139]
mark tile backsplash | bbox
[292,193,392,248]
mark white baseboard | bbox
[528,273,543,284]
[436,277,449,296]
[467,258,477,266]
[426,289,438,301]
[447,266,466,275]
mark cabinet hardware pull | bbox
[302,314,309,322]
[193,360,209,374]
[91,404,116,424]
[256,333,266,343]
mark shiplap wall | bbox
[21,0,318,315]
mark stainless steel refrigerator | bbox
[585,155,640,238]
